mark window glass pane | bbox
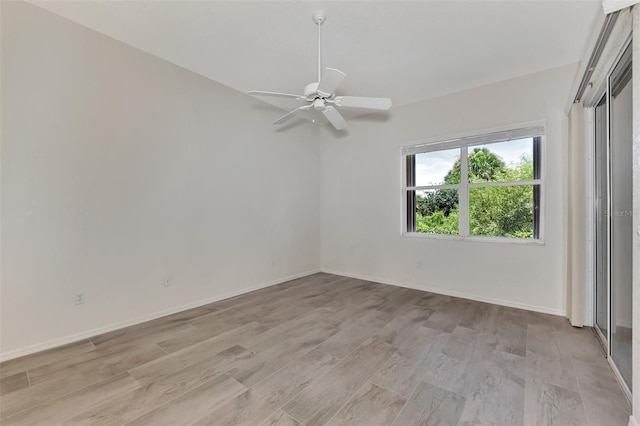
[415,148,461,186]
[414,189,459,235]
[469,185,537,238]
[467,138,533,183]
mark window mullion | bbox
[407,184,460,191]
[459,147,470,236]
[468,179,541,188]
[533,136,541,239]
[406,155,416,232]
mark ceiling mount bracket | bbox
[312,11,326,26]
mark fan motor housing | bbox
[304,82,320,98]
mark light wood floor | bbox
[0,273,632,425]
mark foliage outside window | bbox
[404,128,542,240]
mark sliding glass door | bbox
[594,94,608,341]
[609,44,633,390]
[593,43,633,393]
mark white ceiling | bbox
[30,0,601,112]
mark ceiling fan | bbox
[248,11,392,131]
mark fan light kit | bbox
[248,11,392,131]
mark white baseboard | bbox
[0,269,320,362]
[629,415,638,426]
[320,268,567,317]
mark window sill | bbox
[402,232,545,246]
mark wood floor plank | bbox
[373,288,416,316]
[129,323,264,381]
[316,310,391,359]
[2,373,140,425]
[316,283,393,326]
[0,339,96,378]
[412,292,451,309]
[371,326,450,397]
[458,301,499,332]
[282,338,397,426]
[326,383,406,426]
[407,326,490,397]
[136,344,253,386]
[24,349,102,386]
[188,298,293,339]
[0,372,29,396]
[480,306,528,357]
[156,320,269,354]
[154,303,221,324]
[155,273,332,326]
[311,297,383,330]
[564,329,610,367]
[27,342,166,386]
[527,329,567,362]
[526,349,579,393]
[71,345,253,425]
[244,309,341,354]
[194,349,338,426]
[422,298,469,333]
[527,311,566,333]
[91,320,196,350]
[124,374,246,425]
[259,410,303,426]
[255,298,331,329]
[528,326,608,369]
[523,374,587,426]
[483,320,528,357]
[226,322,340,387]
[572,359,631,426]
[392,381,465,426]
[189,275,342,332]
[373,305,434,348]
[458,349,526,425]
[0,344,164,420]
[253,278,357,329]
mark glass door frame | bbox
[590,37,633,402]
[593,90,611,358]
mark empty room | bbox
[1,0,638,425]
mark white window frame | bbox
[401,121,546,244]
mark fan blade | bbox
[322,107,347,130]
[273,105,311,125]
[317,68,346,97]
[249,90,304,100]
[334,96,392,110]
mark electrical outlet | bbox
[75,292,85,305]
[163,277,172,288]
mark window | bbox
[403,125,543,241]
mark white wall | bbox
[320,63,577,315]
[1,1,321,359]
